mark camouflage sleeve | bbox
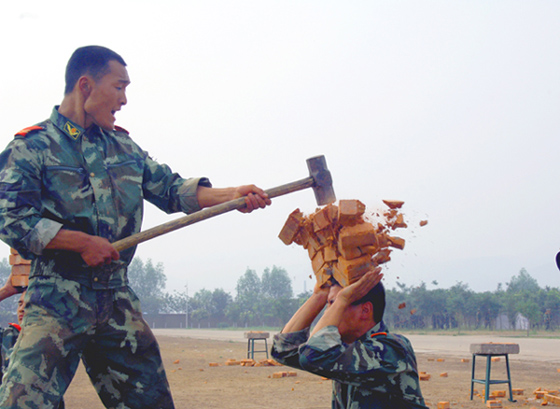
[0,139,62,258]
[141,155,211,215]
[299,326,412,386]
[270,328,310,370]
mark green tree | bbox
[212,288,232,326]
[447,282,475,332]
[190,289,214,327]
[127,258,167,314]
[261,266,295,326]
[234,268,262,326]
[505,268,540,331]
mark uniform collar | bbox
[367,321,389,338]
[51,106,86,141]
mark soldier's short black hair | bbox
[351,281,386,324]
[64,46,127,94]
[330,277,386,323]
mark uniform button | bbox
[90,172,95,177]
[93,277,99,282]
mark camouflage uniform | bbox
[0,107,211,408]
[0,324,20,383]
[272,321,428,408]
[0,324,64,409]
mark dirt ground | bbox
[63,334,560,409]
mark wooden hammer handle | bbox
[112,176,314,252]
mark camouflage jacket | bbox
[0,107,210,289]
[0,323,19,382]
[272,321,428,409]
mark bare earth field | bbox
[64,330,560,409]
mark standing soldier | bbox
[0,45,270,408]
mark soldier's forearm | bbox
[282,292,328,333]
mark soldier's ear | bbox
[360,301,374,321]
[78,76,92,97]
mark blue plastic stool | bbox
[469,343,519,402]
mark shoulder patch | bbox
[8,323,21,332]
[114,125,129,134]
[15,125,44,138]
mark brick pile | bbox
[9,248,30,289]
[278,199,409,287]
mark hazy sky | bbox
[1,1,559,296]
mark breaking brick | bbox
[332,263,349,288]
[491,357,501,362]
[439,372,448,377]
[315,227,336,246]
[410,309,417,315]
[420,220,428,227]
[337,255,374,284]
[173,359,180,364]
[512,389,524,395]
[315,268,333,288]
[280,199,409,288]
[338,200,366,226]
[208,362,219,367]
[460,358,470,363]
[419,373,431,381]
[372,248,392,265]
[382,200,404,209]
[437,402,450,409]
[486,400,502,408]
[339,223,377,250]
[387,235,405,250]
[323,245,338,262]
[311,250,326,274]
[398,302,406,309]
[337,243,363,260]
[392,214,408,229]
[278,209,303,245]
[436,358,444,362]
[312,205,334,232]
[272,372,284,379]
[287,371,297,377]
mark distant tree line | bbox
[385,268,560,332]
[128,259,560,332]
[1,256,558,333]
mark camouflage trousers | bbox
[0,276,175,409]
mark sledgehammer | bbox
[112,155,336,252]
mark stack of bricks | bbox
[278,199,407,287]
[9,248,30,289]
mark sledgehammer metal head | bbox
[306,155,336,206]
[263,154,336,206]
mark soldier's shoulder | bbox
[14,125,45,139]
[114,125,130,135]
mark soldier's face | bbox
[17,292,25,324]
[328,285,361,343]
[84,60,130,131]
